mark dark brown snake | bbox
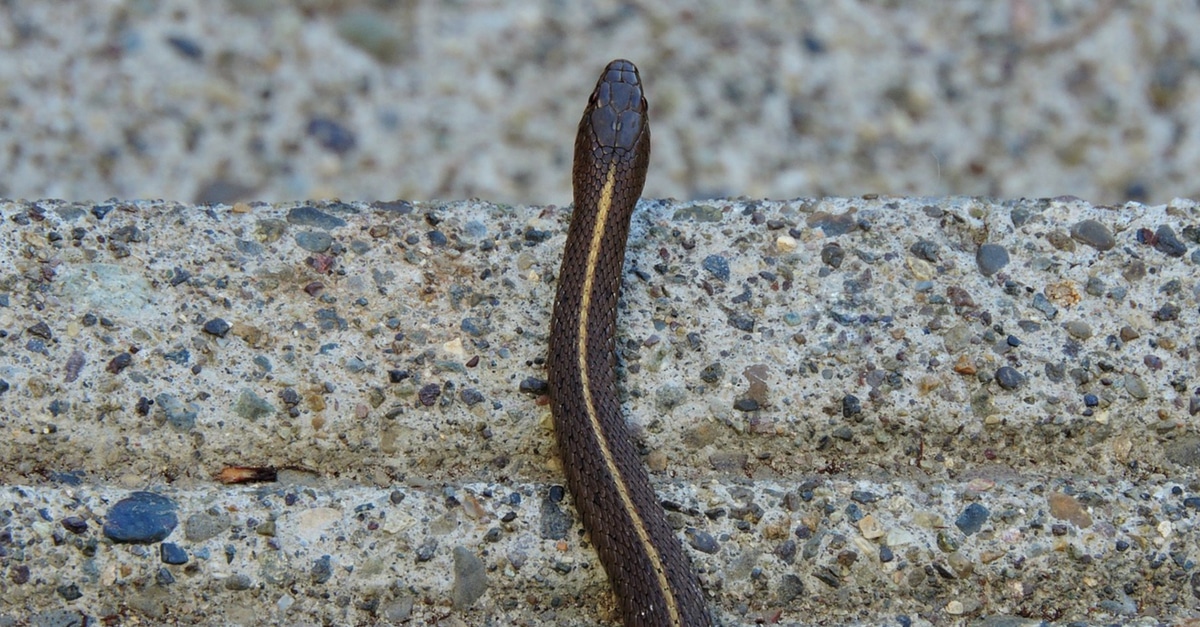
[547,60,713,626]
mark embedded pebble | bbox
[994,366,1024,390]
[702,254,730,281]
[102,492,179,544]
[955,503,989,535]
[451,547,488,609]
[295,231,333,252]
[1048,492,1092,528]
[160,542,188,565]
[1153,225,1188,257]
[1124,374,1149,400]
[287,206,347,229]
[1064,320,1092,339]
[234,388,276,421]
[185,510,232,542]
[202,318,231,337]
[975,243,1009,276]
[1070,219,1115,250]
[686,528,720,554]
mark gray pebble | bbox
[726,311,755,331]
[160,542,188,565]
[831,426,854,441]
[686,527,719,554]
[1153,225,1188,257]
[539,494,573,540]
[995,366,1024,390]
[672,204,723,222]
[842,394,862,418]
[976,243,1010,276]
[1064,320,1092,339]
[460,317,487,337]
[808,211,857,236]
[287,206,347,229]
[777,573,805,604]
[909,238,940,262]
[655,384,688,411]
[1070,219,1115,250]
[459,388,484,406]
[202,318,231,337]
[821,243,844,268]
[1123,259,1146,283]
[451,546,488,609]
[699,363,724,384]
[185,509,232,542]
[234,388,276,421]
[295,230,333,252]
[225,574,254,591]
[381,595,415,622]
[463,220,487,239]
[415,537,437,562]
[1031,293,1058,319]
[1124,374,1149,400]
[734,398,759,412]
[337,9,406,63]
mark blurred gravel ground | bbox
[0,0,1198,205]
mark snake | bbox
[547,59,713,626]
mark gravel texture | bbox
[1,2,1199,205]
[1,196,1199,625]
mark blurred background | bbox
[0,0,1197,206]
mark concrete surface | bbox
[1,196,1199,625]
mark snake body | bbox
[547,59,712,627]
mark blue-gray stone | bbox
[1031,293,1058,319]
[539,493,573,540]
[460,317,487,337]
[202,318,231,337]
[160,542,188,564]
[295,230,332,252]
[686,527,720,554]
[287,206,347,229]
[235,239,264,256]
[995,366,1024,390]
[103,492,178,544]
[955,503,990,535]
[306,117,357,154]
[463,220,487,239]
[702,254,730,281]
[1154,225,1188,257]
[976,243,1010,276]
